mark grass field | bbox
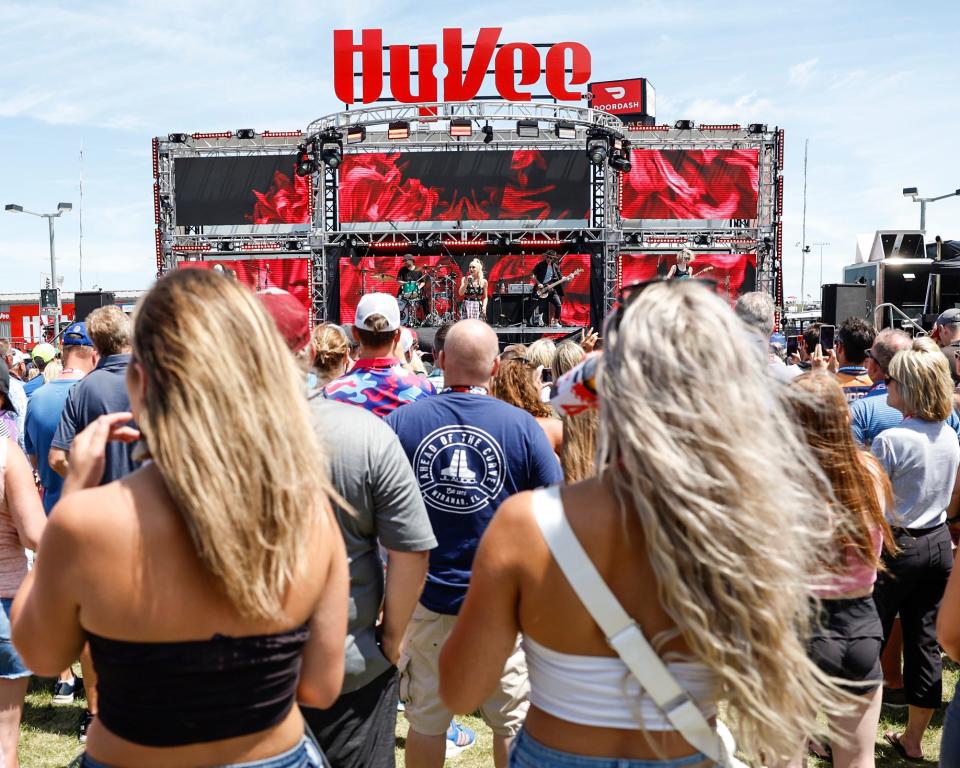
[17,666,958,767]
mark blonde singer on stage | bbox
[458,259,488,320]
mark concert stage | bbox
[414,324,585,354]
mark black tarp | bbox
[927,240,960,268]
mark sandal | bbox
[883,731,923,762]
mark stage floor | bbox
[414,324,585,352]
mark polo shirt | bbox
[849,381,960,447]
[24,379,80,513]
[323,357,436,418]
[51,354,138,485]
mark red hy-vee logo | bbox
[333,28,592,105]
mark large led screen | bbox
[620,149,759,220]
[339,254,591,327]
[338,150,590,224]
[620,252,756,304]
[174,156,311,226]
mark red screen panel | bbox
[620,149,759,220]
[338,150,590,223]
[339,254,591,327]
[619,252,756,305]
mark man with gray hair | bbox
[850,328,960,446]
[735,291,801,382]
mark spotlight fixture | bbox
[321,145,343,168]
[346,125,366,144]
[481,124,494,144]
[217,242,234,252]
[285,240,302,252]
[610,155,632,172]
[235,128,256,139]
[516,120,539,138]
[693,234,712,246]
[747,123,767,134]
[449,118,473,137]
[295,146,317,176]
[674,119,695,130]
[902,187,918,197]
[168,133,188,143]
[586,129,609,165]
[554,121,576,140]
[388,120,411,140]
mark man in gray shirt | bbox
[302,395,436,768]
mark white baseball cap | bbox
[355,293,401,332]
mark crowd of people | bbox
[3,273,960,767]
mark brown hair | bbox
[132,269,334,620]
[355,314,396,349]
[311,324,350,385]
[86,305,132,357]
[789,373,895,566]
[491,352,552,418]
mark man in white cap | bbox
[323,293,436,418]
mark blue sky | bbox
[0,0,957,298]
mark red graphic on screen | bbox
[619,252,756,305]
[339,254,591,326]
[179,258,312,333]
[246,172,311,224]
[620,150,759,220]
[339,150,589,223]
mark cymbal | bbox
[372,272,396,281]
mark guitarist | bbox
[666,248,711,280]
[532,251,566,328]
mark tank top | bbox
[0,439,29,597]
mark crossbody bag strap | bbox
[531,486,720,762]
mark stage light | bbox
[321,146,342,168]
[295,148,317,176]
[747,123,767,134]
[482,124,494,144]
[388,121,410,140]
[168,133,188,143]
[693,234,712,246]
[555,121,576,140]
[235,129,256,139]
[285,240,302,252]
[346,125,366,144]
[517,120,539,138]
[449,118,472,137]
[217,242,234,252]
[610,156,631,172]
[586,137,608,165]
[674,120,695,130]
[902,187,918,197]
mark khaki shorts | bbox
[398,603,529,737]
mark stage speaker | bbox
[74,291,116,322]
[821,283,868,326]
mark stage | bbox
[413,324,585,353]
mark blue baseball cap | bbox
[62,322,94,347]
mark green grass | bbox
[17,666,959,767]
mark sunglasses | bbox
[884,376,897,386]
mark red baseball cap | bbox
[256,288,310,353]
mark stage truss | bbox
[154,109,781,327]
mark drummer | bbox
[397,255,429,320]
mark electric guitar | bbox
[535,268,583,298]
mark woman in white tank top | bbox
[437,280,854,767]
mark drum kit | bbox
[362,267,459,327]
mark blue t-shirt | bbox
[24,380,78,513]
[51,354,138,485]
[386,392,563,614]
[850,381,960,446]
[23,375,46,399]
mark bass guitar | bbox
[535,267,583,298]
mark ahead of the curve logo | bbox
[414,425,506,514]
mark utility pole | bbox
[814,241,830,289]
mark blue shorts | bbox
[0,597,30,680]
[81,736,328,767]
[509,729,712,768]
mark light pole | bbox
[814,241,830,289]
[4,202,73,327]
[902,187,960,234]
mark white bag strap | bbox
[531,486,721,762]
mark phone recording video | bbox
[786,335,799,357]
[819,325,835,352]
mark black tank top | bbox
[87,624,309,746]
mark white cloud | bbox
[789,58,818,86]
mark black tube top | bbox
[86,624,309,747]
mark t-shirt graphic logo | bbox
[414,425,506,514]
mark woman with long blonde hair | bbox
[12,269,348,768]
[439,280,849,767]
[788,373,895,766]
[458,259,488,320]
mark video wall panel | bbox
[338,150,590,224]
[620,149,759,220]
[619,252,757,304]
[173,156,310,226]
[339,254,592,327]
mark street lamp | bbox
[902,187,960,233]
[4,202,72,326]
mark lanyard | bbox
[441,385,488,395]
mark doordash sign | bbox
[333,28,592,104]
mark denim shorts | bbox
[80,736,328,767]
[509,729,713,768]
[0,597,30,680]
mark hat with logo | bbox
[256,288,310,353]
[31,343,57,364]
[62,322,94,347]
[937,308,960,326]
[355,293,401,333]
